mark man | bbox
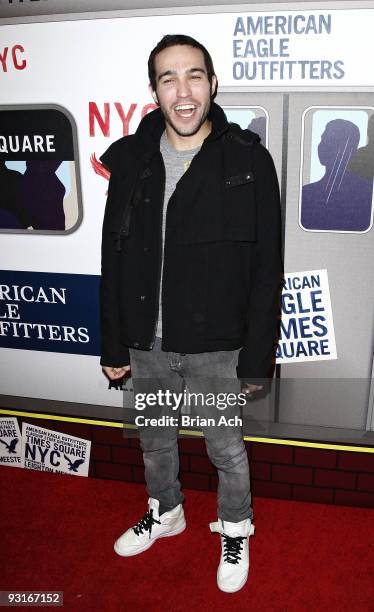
[100,34,282,593]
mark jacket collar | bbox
[135,101,229,158]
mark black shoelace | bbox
[222,534,246,564]
[132,509,161,537]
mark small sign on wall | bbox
[276,268,337,364]
[21,422,91,477]
[0,417,22,467]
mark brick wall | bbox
[12,416,374,508]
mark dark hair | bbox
[148,34,217,99]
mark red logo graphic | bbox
[89,101,157,183]
[90,153,110,180]
[0,45,27,72]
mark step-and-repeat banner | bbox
[0,3,373,433]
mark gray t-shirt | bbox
[156,131,200,338]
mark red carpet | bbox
[1,466,373,611]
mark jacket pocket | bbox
[224,172,257,241]
[179,169,257,245]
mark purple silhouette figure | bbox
[301,119,373,231]
[17,160,66,230]
[247,117,267,145]
[0,160,25,228]
[0,207,23,229]
[348,114,374,181]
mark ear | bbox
[149,83,159,105]
[211,75,218,97]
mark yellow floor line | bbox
[1,408,373,453]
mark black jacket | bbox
[99,103,283,382]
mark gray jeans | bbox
[129,338,253,523]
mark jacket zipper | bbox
[114,169,140,252]
[147,128,228,349]
[149,154,166,349]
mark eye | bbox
[191,74,202,80]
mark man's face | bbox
[150,45,216,139]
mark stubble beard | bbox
[160,99,212,138]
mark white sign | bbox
[0,417,22,467]
[21,422,91,476]
[276,269,337,364]
[0,5,371,409]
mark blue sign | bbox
[0,270,100,356]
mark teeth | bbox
[175,104,196,111]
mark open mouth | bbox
[174,104,198,118]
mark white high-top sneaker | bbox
[114,498,186,557]
[210,518,255,593]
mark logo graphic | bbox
[300,107,374,233]
[63,454,85,473]
[275,269,337,364]
[89,100,158,184]
[90,153,110,181]
[0,437,18,453]
[0,105,82,233]
[0,269,100,356]
[0,417,22,466]
[0,44,26,73]
[21,422,91,477]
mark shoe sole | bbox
[217,573,248,593]
[114,520,186,557]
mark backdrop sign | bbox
[21,422,91,476]
[0,106,81,233]
[0,4,372,416]
[0,270,100,355]
[0,416,21,467]
[276,269,337,364]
